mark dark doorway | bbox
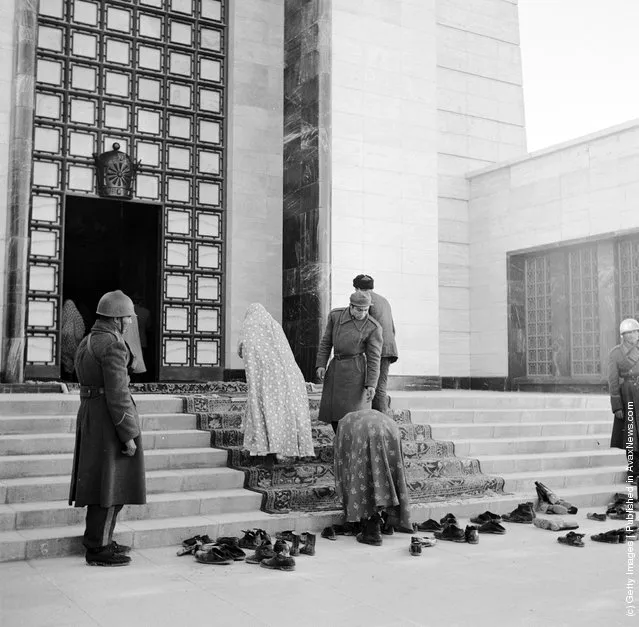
[63,196,161,381]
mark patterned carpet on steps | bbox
[183,395,505,514]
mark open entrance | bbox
[63,196,161,381]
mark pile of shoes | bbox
[535,481,578,515]
[433,513,479,544]
[177,528,316,571]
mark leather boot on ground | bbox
[246,541,276,564]
[86,545,131,567]
[300,533,316,556]
[356,515,383,546]
[260,542,296,571]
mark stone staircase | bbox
[392,391,627,518]
[0,394,338,562]
[0,390,628,562]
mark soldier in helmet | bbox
[608,318,639,499]
[69,290,146,566]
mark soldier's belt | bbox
[333,353,364,361]
[80,386,105,397]
[621,377,639,386]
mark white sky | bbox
[518,0,639,152]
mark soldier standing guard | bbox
[69,290,146,566]
[608,318,639,500]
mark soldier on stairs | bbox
[69,290,146,567]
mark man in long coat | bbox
[353,274,398,413]
[69,290,146,566]
[315,291,383,433]
[608,317,639,500]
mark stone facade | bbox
[467,119,639,379]
[1,0,636,386]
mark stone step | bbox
[0,394,184,416]
[452,433,612,456]
[501,466,626,493]
[0,510,342,562]
[391,391,609,410]
[0,430,211,456]
[0,483,624,562]
[0,488,263,531]
[0,447,228,479]
[429,421,611,439]
[410,408,609,424]
[0,413,197,435]
[1,467,244,504]
[478,449,626,474]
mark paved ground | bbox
[1,510,635,627]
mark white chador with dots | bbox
[238,303,315,458]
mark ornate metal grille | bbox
[619,237,639,320]
[568,246,600,375]
[29,0,226,376]
[525,255,552,375]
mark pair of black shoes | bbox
[195,537,246,565]
[356,514,383,546]
[321,521,361,540]
[275,530,317,556]
[238,528,271,550]
[177,534,213,556]
[260,539,296,572]
[434,523,479,544]
[86,541,131,567]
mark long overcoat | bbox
[608,342,639,452]
[369,292,398,362]
[69,319,146,508]
[316,308,383,423]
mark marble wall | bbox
[436,0,527,378]
[281,0,331,380]
[467,119,639,376]
[225,0,285,371]
[330,0,440,377]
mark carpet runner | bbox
[184,395,505,515]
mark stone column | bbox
[282,0,331,380]
[1,0,37,383]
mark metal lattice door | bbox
[28,0,226,380]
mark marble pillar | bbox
[1,0,37,383]
[282,0,331,379]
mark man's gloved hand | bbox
[316,367,326,382]
[614,410,625,421]
[122,439,137,456]
[365,387,375,403]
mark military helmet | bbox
[619,318,639,335]
[96,290,135,318]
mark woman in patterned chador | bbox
[238,303,315,462]
[334,409,412,546]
